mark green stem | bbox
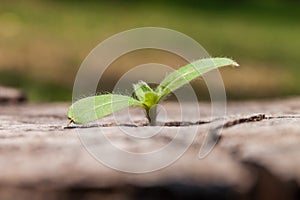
[145,105,157,126]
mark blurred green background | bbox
[0,0,299,102]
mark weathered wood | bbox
[0,98,299,199]
[0,86,27,104]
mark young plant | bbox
[67,57,238,125]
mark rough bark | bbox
[0,97,299,199]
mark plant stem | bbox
[146,105,157,126]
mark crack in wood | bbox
[64,114,300,130]
[221,114,266,129]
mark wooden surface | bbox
[0,97,299,200]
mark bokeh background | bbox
[0,0,299,102]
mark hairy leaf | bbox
[67,94,142,124]
[155,58,239,99]
[143,92,159,108]
[133,81,154,102]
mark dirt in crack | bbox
[220,114,266,129]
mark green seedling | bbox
[67,57,238,126]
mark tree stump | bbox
[0,97,299,200]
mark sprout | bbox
[67,57,238,125]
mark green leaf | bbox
[155,58,239,99]
[143,92,159,108]
[133,81,154,101]
[133,81,159,109]
[67,94,142,124]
